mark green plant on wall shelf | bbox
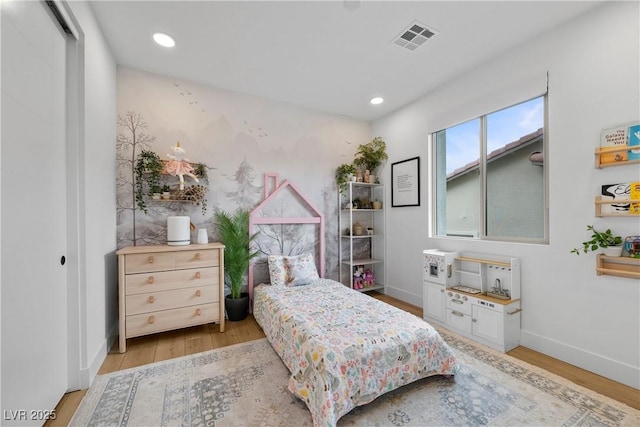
[192,162,209,185]
[335,163,357,194]
[134,150,164,214]
[353,136,388,174]
[570,225,622,255]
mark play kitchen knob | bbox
[454,293,460,299]
[448,292,453,297]
[462,296,468,301]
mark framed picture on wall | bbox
[391,156,420,207]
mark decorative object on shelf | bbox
[623,236,640,258]
[134,150,164,214]
[372,200,382,210]
[353,222,363,236]
[353,136,388,177]
[570,225,622,256]
[164,142,200,190]
[335,163,357,194]
[391,156,420,207]
[364,269,375,287]
[353,265,365,289]
[175,185,208,215]
[162,184,171,200]
[192,162,209,184]
[214,209,259,321]
[352,197,362,209]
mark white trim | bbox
[521,329,640,390]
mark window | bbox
[432,96,546,242]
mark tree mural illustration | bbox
[116,111,165,246]
[223,158,262,211]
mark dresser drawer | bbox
[125,252,175,274]
[175,249,219,269]
[126,285,218,315]
[125,267,219,295]
[126,303,219,338]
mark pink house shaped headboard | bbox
[248,173,325,304]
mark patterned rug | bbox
[70,328,639,426]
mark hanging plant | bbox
[175,185,208,215]
[134,150,164,214]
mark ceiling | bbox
[90,1,603,122]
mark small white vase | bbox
[196,228,208,244]
[603,246,622,257]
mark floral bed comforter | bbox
[253,279,459,427]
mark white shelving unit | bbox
[339,182,385,292]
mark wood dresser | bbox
[117,243,225,352]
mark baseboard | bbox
[81,323,118,389]
[521,329,639,390]
[382,284,422,308]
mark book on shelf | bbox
[599,122,640,164]
[600,182,640,215]
[599,124,629,164]
[628,124,640,161]
[631,182,640,215]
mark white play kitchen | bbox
[422,249,522,352]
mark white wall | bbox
[374,1,639,389]
[66,1,118,388]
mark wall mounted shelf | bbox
[594,146,640,169]
[596,254,640,278]
[594,196,640,217]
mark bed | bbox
[253,266,459,426]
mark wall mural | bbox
[116,67,371,281]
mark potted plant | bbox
[134,150,164,213]
[193,162,209,184]
[161,184,171,200]
[214,209,259,321]
[353,137,388,180]
[570,225,623,256]
[335,163,357,194]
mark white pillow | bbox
[267,253,319,286]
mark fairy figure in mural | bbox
[164,141,199,190]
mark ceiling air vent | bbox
[392,21,437,51]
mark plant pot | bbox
[162,192,171,200]
[152,193,161,200]
[225,293,249,321]
[603,246,622,257]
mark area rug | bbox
[70,329,639,426]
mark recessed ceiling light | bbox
[153,32,175,48]
[370,97,384,105]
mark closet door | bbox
[1,1,69,423]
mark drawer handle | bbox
[148,296,155,304]
[195,308,202,316]
[451,299,464,305]
[195,271,201,279]
[147,276,154,284]
[195,290,201,297]
[147,256,154,264]
[472,318,477,322]
[451,311,464,317]
[195,253,201,261]
[507,308,523,315]
[148,315,155,324]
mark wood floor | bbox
[48,292,639,426]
